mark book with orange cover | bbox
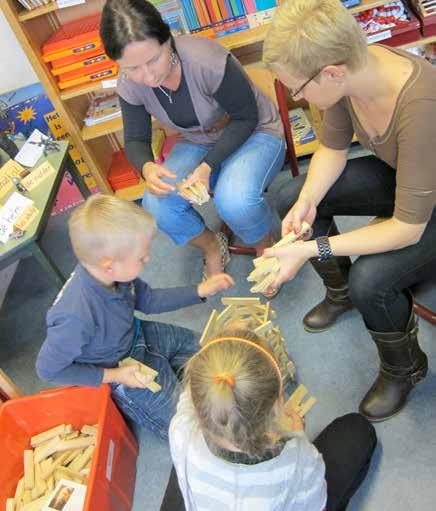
[50,45,104,69]
[42,13,102,62]
[57,62,118,90]
[52,53,112,76]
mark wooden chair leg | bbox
[0,369,22,401]
[414,302,436,325]
[274,79,299,177]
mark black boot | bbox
[359,309,428,422]
[303,222,353,332]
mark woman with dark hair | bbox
[101,0,285,282]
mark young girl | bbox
[163,329,377,511]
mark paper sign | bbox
[21,161,56,191]
[42,478,87,511]
[0,172,13,200]
[101,79,118,88]
[15,204,39,231]
[15,129,48,167]
[0,159,27,179]
[57,0,86,8]
[0,192,33,243]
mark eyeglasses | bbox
[289,70,321,98]
[289,63,344,98]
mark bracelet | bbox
[316,236,333,261]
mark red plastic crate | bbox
[108,150,140,191]
[0,385,138,511]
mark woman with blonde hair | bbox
[161,329,376,511]
[262,0,436,421]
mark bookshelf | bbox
[3,0,436,201]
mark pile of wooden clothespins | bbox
[247,221,311,293]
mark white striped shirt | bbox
[169,391,327,511]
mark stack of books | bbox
[41,13,117,91]
[84,93,121,126]
[16,0,56,10]
[288,108,316,146]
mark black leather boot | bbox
[303,222,353,332]
[359,308,428,422]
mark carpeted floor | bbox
[1,163,435,511]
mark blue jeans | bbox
[143,132,286,245]
[110,321,199,441]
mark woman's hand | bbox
[142,161,177,196]
[282,195,317,238]
[181,162,212,191]
[263,240,314,288]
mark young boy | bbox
[36,195,233,440]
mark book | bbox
[84,92,121,126]
[288,108,316,145]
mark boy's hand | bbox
[103,365,153,389]
[197,273,234,298]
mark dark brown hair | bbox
[100,0,172,60]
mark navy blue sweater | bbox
[36,264,203,387]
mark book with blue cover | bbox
[289,108,316,145]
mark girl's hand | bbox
[197,273,234,298]
[282,195,317,238]
[284,408,305,431]
[142,161,176,196]
[263,240,313,287]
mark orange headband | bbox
[197,337,283,392]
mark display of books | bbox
[288,108,316,146]
[84,92,121,126]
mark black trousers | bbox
[160,413,377,511]
[276,155,436,332]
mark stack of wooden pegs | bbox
[200,297,296,386]
[176,179,210,205]
[247,221,312,293]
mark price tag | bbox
[101,79,118,89]
[15,204,39,231]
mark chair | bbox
[368,217,435,326]
[220,66,299,255]
[0,369,22,403]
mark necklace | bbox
[158,86,173,104]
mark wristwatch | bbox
[316,236,333,261]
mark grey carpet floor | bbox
[0,162,435,511]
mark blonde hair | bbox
[263,0,368,78]
[185,330,285,458]
[68,194,155,265]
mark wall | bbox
[0,10,37,95]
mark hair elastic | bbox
[197,337,283,393]
[213,372,235,388]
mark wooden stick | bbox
[23,451,35,490]
[199,309,218,345]
[296,396,317,417]
[6,498,15,511]
[134,371,161,393]
[14,477,25,503]
[250,271,278,293]
[286,384,308,411]
[221,297,261,305]
[20,494,49,511]
[56,435,96,453]
[40,458,53,480]
[31,424,72,448]
[119,357,158,378]
[33,436,62,463]
[80,424,98,436]
[69,445,94,473]
[54,466,85,485]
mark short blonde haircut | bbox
[68,194,155,265]
[185,329,286,458]
[263,0,368,78]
